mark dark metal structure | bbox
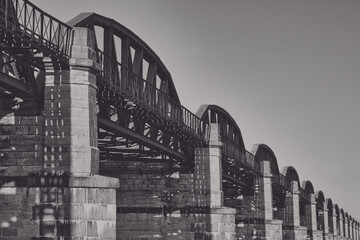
[68,13,209,171]
[0,0,72,103]
[0,0,209,172]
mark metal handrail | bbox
[0,0,73,58]
[221,134,255,167]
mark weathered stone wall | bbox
[0,27,119,239]
[265,219,283,240]
[283,225,308,240]
[0,111,43,175]
[0,183,39,238]
[100,145,236,239]
[0,175,118,239]
[0,109,117,239]
[102,159,211,239]
[235,178,267,239]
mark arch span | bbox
[327,198,334,234]
[335,204,340,217]
[345,212,349,219]
[326,198,333,212]
[340,208,345,219]
[196,104,245,151]
[302,180,315,195]
[316,191,325,203]
[251,144,279,174]
[282,166,301,189]
[334,204,341,234]
[68,12,180,102]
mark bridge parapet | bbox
[0,0,73,59]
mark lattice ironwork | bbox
[67,13,209,170]
[0,1,209,170]
[0,0,72,59]
[0,0,72,101]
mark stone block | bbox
[21,116,43,125]
[16,157,34,166]
[18,222,39,237]
[88,189,116,205]
[0,153,12,166]
[99,221,117,238]
[15,125,29,135]
[56,220,71,237]
[0,125,15,134]
[80,204,100,220]
[69,188,86,203]
[0,114,15,125]
[69,175,119,189]
[86,221,99,237]
[58,204,80,220]
[2,228,18,236]
[72,27,96,48]
[101,204,116,221]
[69,220,87,237]
[0,187,17,195]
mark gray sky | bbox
[33,0,360,219]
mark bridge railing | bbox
[97,53,210,143]
[221,134,256,169]
[0,0,73,59]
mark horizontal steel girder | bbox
[0,72,32,95]
[98,117,186,162]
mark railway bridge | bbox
[0,0,358,239]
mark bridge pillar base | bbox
[0,174,119,239]
[42,26,100,176]
[327,233,335,240]
[207,207,236,240]
[264,219,283,240]
[283,225,308,240]
[308,229,324,240]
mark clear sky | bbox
[32,0,360,219]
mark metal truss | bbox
[68,13,209,171]
[0,0,72,102]
[0,0,209,171]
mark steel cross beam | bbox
[98,117,185,162]
[0,71,32,95]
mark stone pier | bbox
[262,161,283,240]
[282,182,307,240]
[0,27,119,239]
[305,194,323,239]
